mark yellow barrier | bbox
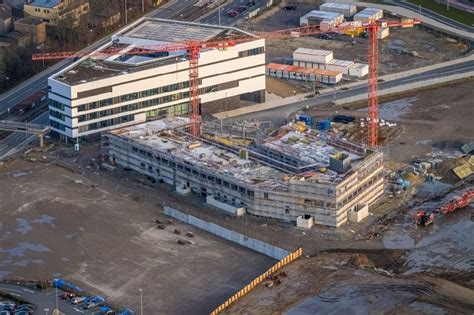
[210,247,303,315]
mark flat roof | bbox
[110,118,369,189]
[328,59,355,67]
[267,63,341,77]
[302,10,343,20]
[52,18,253,86]
[122,19,225,43]
[320,2,356,9]
[26,0,61,8]
[354,7,383,17]
[294,47,332,56]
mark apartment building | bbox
[24,0,89,25]
[48,18,266,141]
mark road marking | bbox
[9,292,22,297]
[74,307,85,313]
[22,288,35,293]
[0,287,23,293]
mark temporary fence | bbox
[164,206,289,260]
[210,247,303,315]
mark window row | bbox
[50,100,66,111]
[77,81,192,112]
[133,148,255,198]
[238,47,265,58]
[50,119,66,131]
[50,109,65,121]
[77,115,134,133]
[78,92,190,122]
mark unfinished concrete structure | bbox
[102,118,384,227]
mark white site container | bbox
[297,215,315,229]
[348,63,369,77]
[326,59,355,75]
[300,10,344,26]
[293,48,334,64]
[320,2,357,17]
[353,7,384,22]
[266,63,342,84]
[293,60,328,69]
[378,26,390,39]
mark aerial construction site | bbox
[0,0,473,314]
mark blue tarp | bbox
[52,278,84,292]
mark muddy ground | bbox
[238,2,469,77]
[223,250,474,314]
[0,159,275,314]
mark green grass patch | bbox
[359,0,396,5]
[407,0,474,26]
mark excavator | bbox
[413,189,473,226]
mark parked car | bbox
[61,293,77,300]
[118,309,135,315]
[247,1,256,6]
[227,10,237,17]
[71,296,87,305]
[317,34,333,40]
[83,296,105,310]
[282,5,297,10]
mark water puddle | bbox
[0,242,51,257]
[16,218,32,235]
[358,97,416,120]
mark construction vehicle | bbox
[413,210,434,226]
[32,19,419,148]
[439,189,474,214]
[414,189,473,226]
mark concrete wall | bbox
[164,207,288,260]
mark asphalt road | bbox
[201,0,268,25]
[224,60,474,125]
[392,0,474,33]
[0,284,98,315]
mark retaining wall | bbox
[163,206,289,260]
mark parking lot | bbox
[0,158,275,314]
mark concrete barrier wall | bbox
[164,207,289,260]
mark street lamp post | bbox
[218,0,221,25]
[125,0,128,24]
[55,286,59,312]
[138,288,143,315]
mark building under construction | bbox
[102,118,384,227]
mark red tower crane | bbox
[33,19,419,146]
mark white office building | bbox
[48,18,266,141]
